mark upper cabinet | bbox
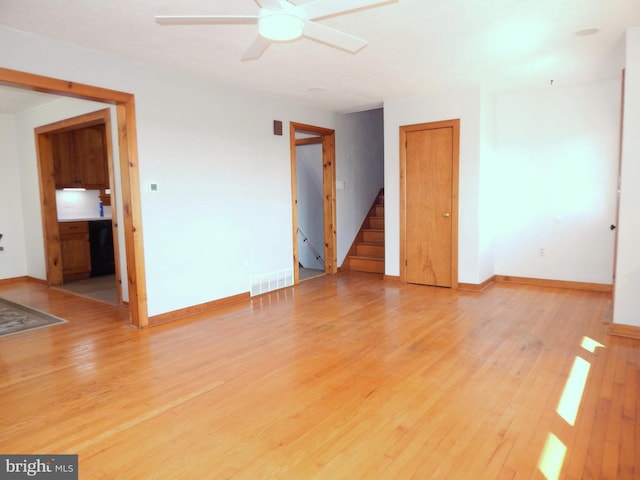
[52,125,109,190]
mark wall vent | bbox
[251,268,293,296]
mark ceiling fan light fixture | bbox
[258,13,304,42]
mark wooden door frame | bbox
[612,69,625,285]
[35,108,123,305]
[399,119,460,288]
[0,67,148,328]
[290,122,337,284]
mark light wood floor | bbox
[0,273,637,479]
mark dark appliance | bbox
[89,220,115,276]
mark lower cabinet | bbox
[59,221,91,282]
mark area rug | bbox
[0,297,67,337]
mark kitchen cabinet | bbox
[59,221,91,282]
[52,125,109,190]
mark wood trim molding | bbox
[458,276,496,292]
[449,275,612,294]
[0,276,48,286]
[116,100,148,327]
[612,69,625,284]
[608,323,640,340]
[149,292,250,326]
[27,276,49,286]
[383,274,401,282]
[0,67,132,104]
[34,110,108,134]
[494,275,613,293]
[0,276,29,286]
[322,133,337,275]
[0,67,147,328]
[295,137,322,146]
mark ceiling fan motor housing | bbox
[258,10,304,42]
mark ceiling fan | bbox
[155,0,396,61]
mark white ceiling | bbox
[1,0,638,113]
[0,86,60,114]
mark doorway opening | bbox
[0,67,148,327]
[35,109,122,305]
[290,122,337,284]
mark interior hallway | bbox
[0,272,636,478]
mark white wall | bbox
[335,108,384,265]
[490,80,620,284]
[383,88,483,282]
[0,114,27,278]
[478,91,498,282]
[614,28,640,327]
[0,26,336,317]
[383,81,620,286]
[56,190,112,221]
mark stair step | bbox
[363,229,384,243]
[349,255,384,274]
[368,217,384,229]
[356,242,384,257]
[346,188,385,275]
[372,205,384,216]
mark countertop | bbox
[58,217,112,223]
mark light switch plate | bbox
[148,182,159,193]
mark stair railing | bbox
[297,227,324,268]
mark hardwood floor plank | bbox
[0,274,636,479]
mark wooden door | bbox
[401,120,459,287]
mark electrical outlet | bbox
[539,248,545,256]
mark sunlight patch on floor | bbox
[538,433,567,480]
[539,336,605,478]
[556,356,591,426]
[580,336,605,353]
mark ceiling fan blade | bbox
[297,0,396,20]
[255,0,283,9]
[303,20,367,53]
[241,36,272,61]
[155,15,258,26]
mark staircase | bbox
[347,189,385,274]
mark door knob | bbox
[443,212,450,217]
